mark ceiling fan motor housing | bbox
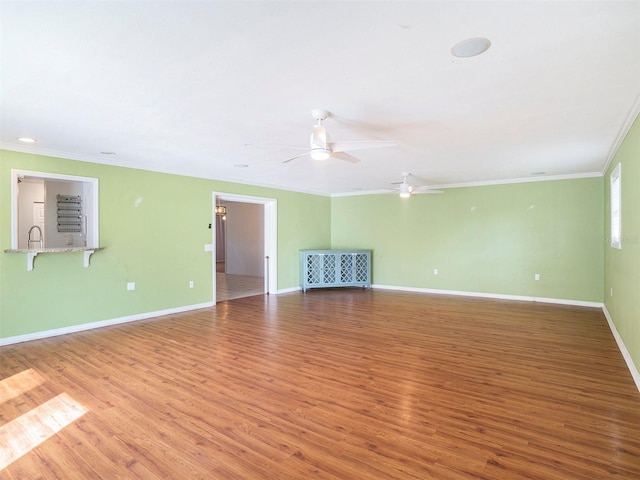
[310,125,328,146]
[311,109,330,122]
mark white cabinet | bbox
[300,250,371,292]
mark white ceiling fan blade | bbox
[330,140,395,153]
[282,152,311,163]
[331,152,361,164]
[246,143,309,150]
[412,186,444,194]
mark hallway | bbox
[216,263,264,302]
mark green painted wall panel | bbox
[604,113,640,374]
[332,178,603,302]
[0,150,330,338]
[272,189,333,286]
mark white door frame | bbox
[211,192,277,305]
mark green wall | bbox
[604,113,640,374]
[0,150,331,339]
[332,178,604,302]
[2,137,633,380]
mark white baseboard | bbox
[276,286,302,294]
[7,287,637,395]
[371,284,603,308]
[0,302,214,347]
[373,284,639,393]
[602,305,640,393]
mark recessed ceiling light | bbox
[101,151,116,155]
[18,137,37,143]
[451,37,491,58]
[531,171,547,176]
[234,164,249,168]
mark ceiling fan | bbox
[391,172,444,198]
[257,110,395,164]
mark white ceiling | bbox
[2,1,639,196]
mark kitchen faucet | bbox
[28,225,43,250]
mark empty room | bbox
[1,1,639,479]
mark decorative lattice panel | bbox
[340,254,354,283]
[322,254,336,284]
[300,250,370,291]
[355,254,368,282]
[306,255,323,284]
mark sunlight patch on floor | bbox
[0,369,45,403]
[0,383,87,470]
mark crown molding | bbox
[331,171,603,197]
[0,145,609,198]
[601,91,640,176]
[0,145,331,197]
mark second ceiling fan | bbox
[278,110,395,163]
[391,172,444,198]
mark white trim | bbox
[277,283,602,308]
[371,284,603,308]
[6,285,636,394]
[423,172,603,190]
[601,92,640,175]
[210,196,217,306]
[373,284,640,391]
[1,145,331,197]
[212,192,278,305]
[332,172,603,197]
[214,192,277,205]
[3,145,607,199]
[1,144,116,165]
[610,163,622,249]
[0,302,214,347]
[276,286,302,294]
[11,169,99,250]
[602,305,640,393]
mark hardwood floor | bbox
[216,272,265,302]
[1,290,639,479]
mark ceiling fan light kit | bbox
[309,149,331,161]
[399,173,413,198]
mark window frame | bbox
[11,169,99,250]
[610,163,622,250]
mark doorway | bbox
[212,193,277,304]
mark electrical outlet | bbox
[127,282,136,291]
[189,281,194,289]
[433,268,438,275]
[534,274,540,281]
[610,288,613,297]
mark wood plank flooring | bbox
[1,289,639,479]
[216,272,265,302]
